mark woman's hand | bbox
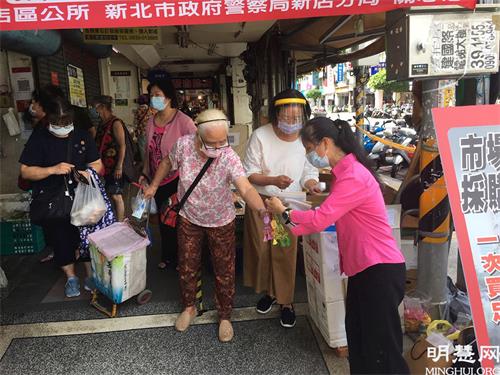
[305,180,322,195]
[114,167,123,180]
[50,162,74,175]
[273,175,293,190]
[138,174,148,186]
[265,197,287,215]
[143,184,158,200]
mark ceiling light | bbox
[112,47,120,54]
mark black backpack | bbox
[119,121,140,183]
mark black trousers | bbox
[346,263,409,375]
[43,219,80,267]
[154,177,179,264]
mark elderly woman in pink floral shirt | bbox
[144,109,266,343]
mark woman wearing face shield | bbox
[242,89,320,328]
[266,118,409,375]
[138,79,197,270]
[143,109,266,342]
[19,96,103,298]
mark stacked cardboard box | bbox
[303,227,348,349]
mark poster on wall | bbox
[111,70,131,100]
[433,105,500,370]
[9,66,34,140]
[67,64,87,108]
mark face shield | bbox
[274,98,308,135]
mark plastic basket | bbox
[0,220,45,255]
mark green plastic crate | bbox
[0,220,45,256]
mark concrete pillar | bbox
[231,57,252,125]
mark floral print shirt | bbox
[169,134,245,228]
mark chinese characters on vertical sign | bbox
[434,105,500,370]
[67,65,87,108]
[431,16,498,75]
[460,131,500,330]
[460,133,500,215]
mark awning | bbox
[1,0,475,32]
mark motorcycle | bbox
[368,125,417,177]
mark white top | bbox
[243,123,319,197]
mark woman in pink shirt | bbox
[139,79,197,269]
[267,117,409,375]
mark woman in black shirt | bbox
[19,96,102,298]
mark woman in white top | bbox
[243,89,320,328]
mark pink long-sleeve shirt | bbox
[291,153,405,277]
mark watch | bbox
[281,208,292,224]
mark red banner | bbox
[0,0,476,32]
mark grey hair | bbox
[196,109,229,136]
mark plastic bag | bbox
[71,172,107,226]
[149,198,157,215]
[444,276,472,328]
[404,290,432,333]
[132,188,155,219]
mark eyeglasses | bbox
[199,136,230,151]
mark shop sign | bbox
[172,77,213,90]
[337,63,344,83]
[67,64,87,108]
[408,13,499,78]
[1,0,476,32]
[434,105,500,371]
[83,28,160,45]
[111,71,132,77]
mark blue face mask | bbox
[151,96,166,111]
[306,150,330,169]
[277,120,302,135]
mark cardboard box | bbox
[303,229,346,303]
[306,278,318,320]
[315,292,348,349]
[386,204,402,249]
[401,239,417,269]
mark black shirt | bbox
[19,128,99,194]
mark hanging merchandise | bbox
[2,108,21,136]
[262,213,291,248]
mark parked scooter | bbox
[368,124,417,177]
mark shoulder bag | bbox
[160,157,214,228]
[29,133,75,225]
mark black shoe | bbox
[280,306,296,328]
[256,295,276,314]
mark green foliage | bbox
[367,69,409,93]
[306,88,322,101]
